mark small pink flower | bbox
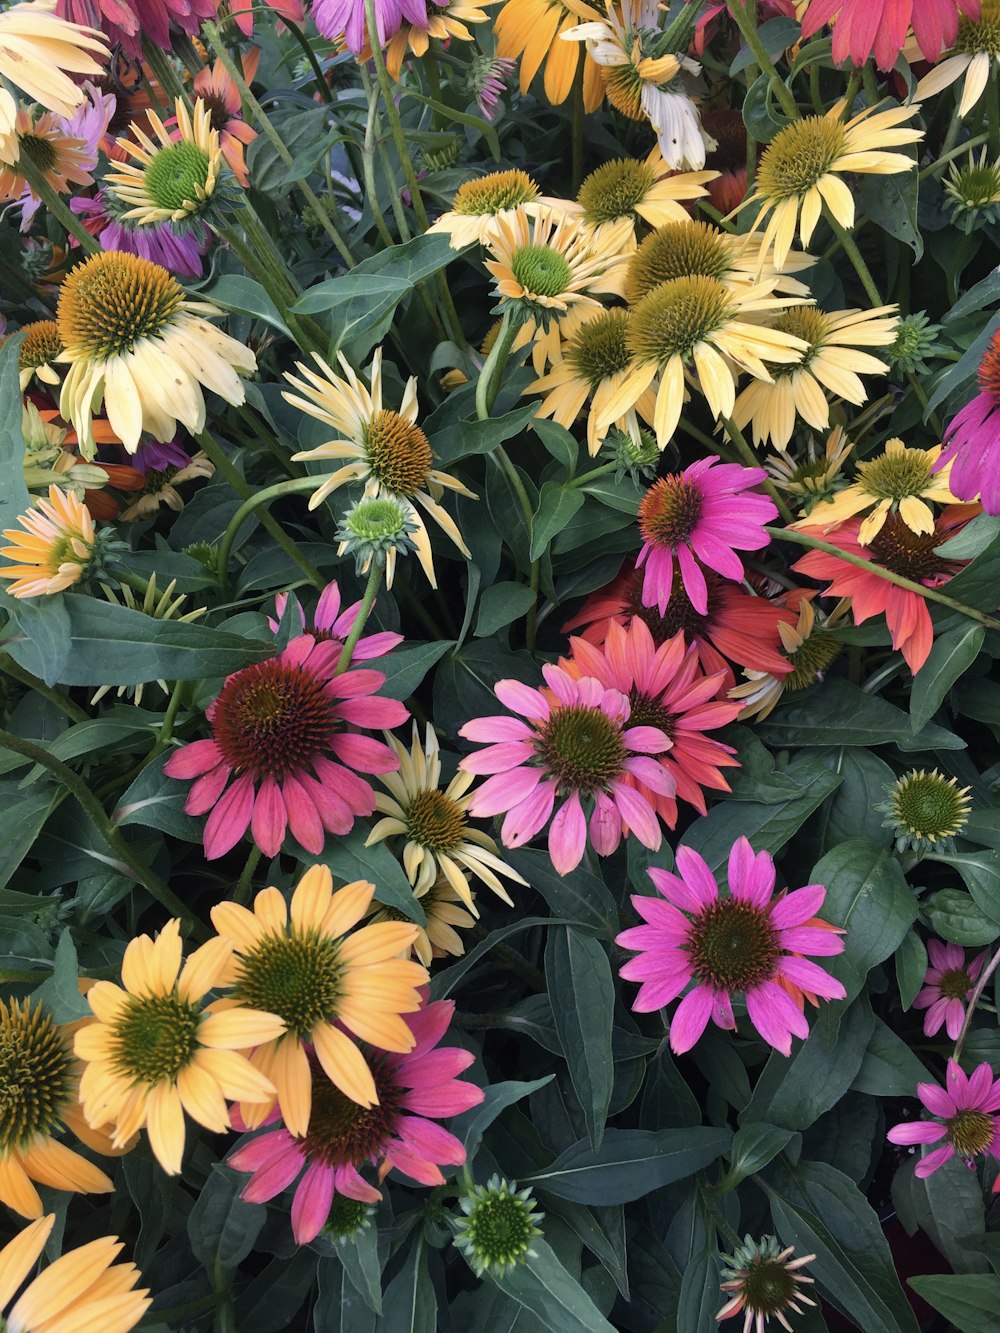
[888,1060,1000,1179]
[616,837,846,1056]
[228,998,483,1244]
[636,457,778,618]
[269,579,403,662]
[164,634,407,860]
[913,940,984,1040]
[458,665,673,875]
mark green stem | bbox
[722,416,794,523]
[360,62,412,247]
[952,938,1000,1065]
[726,0,799,121]
[283,17,334,102]
[918,131,988,181]
[0,729,201,930]
[215,476,322,592]
[15,154,98,253]
[155,680,187,750]
[0,654,87,722]
[765,525,1000,632]
[336,562,383,674]
[988,64,999,158]
[571,60,585,194]
[141,39,189,107]
[235,845,262,906]
[841,69,861,117]
[475,311,519,420]
[569,461,618,488]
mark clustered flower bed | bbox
[2,0,1000,1327]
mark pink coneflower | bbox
[164,635,407,859]
[914,940,984,1040]
[800,0,978,69]
[268,579,403,662]
[71,188,208,278]
[228,998,483,1243]
[312,0,429,53]
[935,328,1000,512]
[888,1060,1000,1178]
[56,0,219,55]
[561,619,742,827]
[458,665,673,874]
[616,837,846,1056]
[636,458,778,617]
[467,53,516,121]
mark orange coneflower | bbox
[192,48,259,187]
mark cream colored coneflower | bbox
[1,484,95,598]
[0,1214,150,1333]
[366,723,527,910]
[367,875,478,966]
[427,168,544,248]
[799,437,962,543]
[57,250,256,455]
[386,0,495,78]
[569,146,718,232]
[16,319,62,390]
[285,347,475,589]
[729,596,849,721]
[916,0,1000,117]
[119,450,215,521]
[0,88,17,163]
[0,105,94,205]
[0,1,107,118]
[104,97,222,227]
[210,867,428,1135]
[740,99,923,268]
[75,919,286,1175]
[597,276,808,448]
[529,307,656,455]
[766,424,854,510]
[731,304,899,450]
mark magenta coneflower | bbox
[268,579,403,662]
[888,1060,1000,1178]
[312,0,428,52]
[914,941,984,1040]
[561,619,742,827]
[164,635,408,860]
[228,998,483,1243]
[636,458,778,617]
[458,665,673,874]
[935,328,1000,512]
[617,837,846,1055]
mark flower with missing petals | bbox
[888,1060,1000,1178]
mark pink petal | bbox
[673,845,720,909]
[745,980,810,1055]
[548,791,587,874]
[184,763,230,816]
[203,774,256,860]
[669,984,715,1053]
[500,780,556,848]
[466,765,542,818]
[291,1161,335,1244]
[164,738,223,779]
[776,955,846,1000]
[459,716,535,743]
[494,679,550,720]
[728,837,775,908]
[251,776,287,858]
[331,732,401,773]
[888,1120,949,1146]
[396,1115,466,1164]
[769,884,828,929]
[610,781,661,851]
[282,773,325,854]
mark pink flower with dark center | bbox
[914,940,984,1040]
[268,579,403,663]
[636,457,777,618]
[560,619,742,827]
[458,665,673,874]
[56,0,219,55]
[800,0,977,70]
[163,634,407,859]
[312,0,428,53]
[228,998,483,1243]
[935,328,1000,512]
[888,1060,1000,1178]
[617,837,846,1055]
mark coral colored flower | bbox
[792,507,974,674]
[887,1060,1000,1178]
[268,578,402,662]
[56,0,217,57]
[801,0,978,69]
[717,1235,817,1333]
[192,49,259,188]
[636,458,778,617]
[935,326,1000,511]
[211,867,428,1135]
[458,665,673,874]
[164,634,407,860]
[617,838,846,1056]
[914,940,984,1039]
[563,561,798,686]
[228,998,482,1243]
[562,619,742,826]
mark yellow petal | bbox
[290,864,333,934]
[271,1037,312,1137]
[144,1083,186,1176]
[198,1006,286,1050]
[177,936,232,1003]
[310,1022,377,1107]
[0,1216,53,1313]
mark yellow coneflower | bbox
[766,424,854,510]
[104,97,223,227]
[0,105,94,205]
[366,723,527,910]
[385,0,495,78]
[57,250,256,455]
[74,918,285,1175]
[484,204,632,371]
[739,100,923,268]
[529,307,657,455]
[570,147,718,232]
[15,320,62,390]
[597,277,808,448]
[427,168,544,248]
[799,438,962,543]
[495,0,604,109]
[368,874,479,966]
[916,0,1000,117]
[119,450,215,521]
[285,347,475,589]
[0,1214,150,1333]
[0,88,16,163]
[0,1,107,118]
[731,304,899,450]
[729,596,849,720]
[1,484,96,598]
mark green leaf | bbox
[929,849,1000,924]
[578,475,643,514]
[504,848,618,934]
[730,16,800,71]
[0,591,71,688]
[924,887,1000,945]
[894,930,927,1010]
[893,1155,988,1277]
[31,930,89,1022]
[476,583,537,637]
[0,334,29,536]
[433,402,539,465]
[817,748,895,851]
[907,1275,1000,1331]
[716,1123,796,1193]
[675,1247,723,1333]
[291,274,413,354]
[742,71,792,142]
[336,1225,383,1315]
[375,640,454,699]
[187,1166,266,1275]
[530,484,585,562]
[203,274,292,336]
[233,1252,317,1333]
[398,89,501,158]
[486,1239,615,1333]
[350,232,458,285]
[857,164,922,259]
[757,677,963,749]
[909,623,984,730]
[317,830,425,925]
[455,1076,555,1161]
[114,754,202,841]
[850,1015,931,1096]
[936,511,1000,558]
[545,928,615,1151]
[314,1256,378,1333]
[0,781,58,889]
[532,419,578,478]
[928,310,1000,415]
[524,1127,732,1204]
[379,1236,436,1333]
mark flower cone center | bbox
[0,1000,74,1151]
[772,307,828,372]
[234,932,343,1038]
[626,688,675,740]
[405,788,468,853]
[510,243,573,298]
[17,131,57,174]
[602,62,646,120]
[535,703,627,794]
[625,222,733,304]
[144,142,211,213]
[957,0,1000,55]
[625,566,721,641]
[946,1108,995,1158]
[362,410,433,497]
[211,658,337,779]
[324,1194,369,1238]
[939,966,973,1000]
[784,632,841,691]
[687,898,780,990]
[757,117,847,200]
[298,1054,400,1166]
[948,161,1000,207]
[638,476,705,547]
[110,993,202,1084]
[18,320,63,371]
[345,497,408,540]
[627,275,734,365]
[856,449,934,501]
[58,251,185,360]
[453,169,539,215]
[978,330,1000,402]
[888,771,970,841]
[866,514,952,582]
[566,309,632,390]
[742,1257,799,1315]
[464,1193,537,1266]
[578,157,657,224]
